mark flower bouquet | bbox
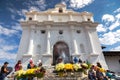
[64,63,74,77]
[73,63,83,77]
[64,63,73,72]
[55,63,65,77]
[15,69,26,80]
[81,63,88,75]
[73,63,82,72]
[15,67,46,79]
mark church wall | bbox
[49,26,72,54]
[74,27,86,54]
[37,14,48,22]
[17,27,30,59]
[73,26,92,61]
[33,29,46,55]
[51,15,69,22]
[72,15,82,22]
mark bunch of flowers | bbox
[81,63,88,69]
[15,67,46,79]
[99,68,106,72]
[25,68,36,76]
[64,63,73,72]
[15,69,26,79]
[55,63,64,72]
[73,63,82,72]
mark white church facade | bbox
[17,3,108,69]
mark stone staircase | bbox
[42,66,88,80]
[7,66,89,80]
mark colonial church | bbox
[17,3,108,69]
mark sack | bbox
[6,67,13,75]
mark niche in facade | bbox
[41,30,46,34]
[59,30,63,34]
[76,30,81,34]
[29,17,32,20]
[87,18,91,21]
[59,8,63,13]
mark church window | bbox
[59,8,63,13]
[76,30,81,33]
[87,18,90,21]
[59,30,63,34]
[80,44,85,53]
[41,30,46,34]
[29,17,32,20]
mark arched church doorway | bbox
[53,41,71,65]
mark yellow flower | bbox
[73,63,81,71]
[100,68,106,72]
[81,63,88,69]
[15,69,25,77]
[26,69,36,74]
[64,63,73,71]
[55,63,64,71]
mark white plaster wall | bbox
[105,56,120,73]
[17,27,30,60]
[33,29,46,55]
[51,15,69,22]
[72,16,82,22]
[33,14,91,22]
[49,26,72,55]
[37,15,48,22]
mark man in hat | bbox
[0,62,9,80]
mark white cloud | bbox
[109,20,120,30]
[12,23,22,31]
[1,45,18,51]
[99,30,120,45]
[102,14,115,22]
[0,25,18,36]
[115,13,120,19]
[0,43,18,66]
[69,0,94,8]
[0,45,17,60]
[0,50,17,60]
[29,6,41,11]
[23,0,46,11]
[97,24,107,32]
[114,8,120,13]
[101,13,120,31]
[110,46,120,51]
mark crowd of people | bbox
[88,62,120,80]
[0,57,120,80]
[0,58,42,80]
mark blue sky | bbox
[0,0,120,66]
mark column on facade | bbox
[69,14,73,21]
[46,25,51,54]
[34,14,37,20]
[27,26,35,55]
[48,14,52,21]
[70,26,78,54]
[86,26,101,54]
